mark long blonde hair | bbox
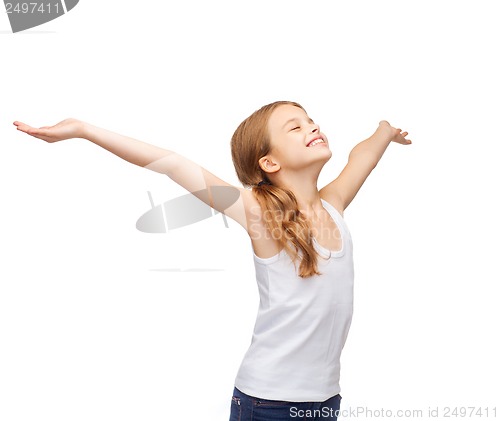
[230,101,321,278]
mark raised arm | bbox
[13,118,256,230]
[320,120,411,212]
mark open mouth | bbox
[306,138,326,147]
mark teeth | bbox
[308,139,325,147]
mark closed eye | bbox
[290,126,300,131]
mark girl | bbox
[14,101,411,420]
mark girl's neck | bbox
[274,171,324,215]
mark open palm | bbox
[378,120,411,145]
[13,118,84,143]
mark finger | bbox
[14,121,48,135]
[27,127,50,137]
[14,122,34,133]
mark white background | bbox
[1,1,499,420]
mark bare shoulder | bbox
[220,187,260,229]
[319,187,345,217]
[240,189,282,258]
[239,188,262,220]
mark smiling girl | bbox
[14,101,411,420]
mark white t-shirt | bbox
[234,199,354,402]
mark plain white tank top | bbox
[234,199,354,402]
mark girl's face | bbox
[265,104,332,173]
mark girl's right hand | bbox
[13,118,86,143]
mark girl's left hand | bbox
[378,120,411,145]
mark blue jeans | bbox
[229,387,342,421]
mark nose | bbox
[310,122,320,133]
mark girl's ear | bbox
[258,155,280,174]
